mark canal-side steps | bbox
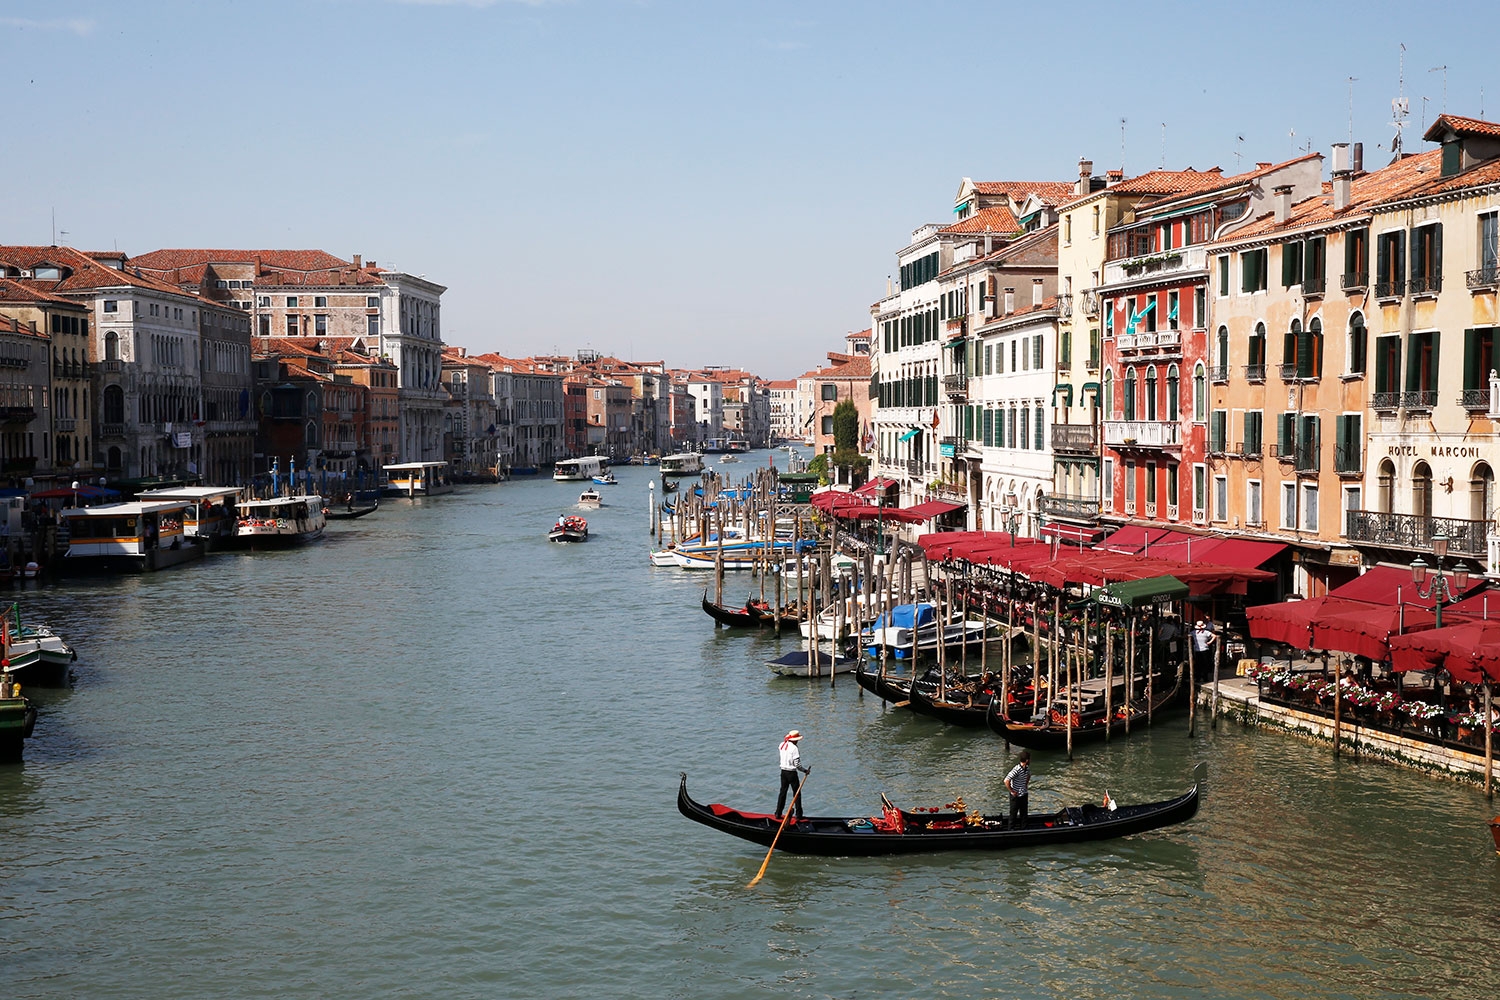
[1201,675,1496,786]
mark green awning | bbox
[898,427,921,443]
[1053,383,1073,406]
[1088,575,1189,609]
[1081,381,1101,396]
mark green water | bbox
[2,457,1496,999]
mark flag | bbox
[931,410,940,429]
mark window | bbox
[1019,408,1029,449]
[1247,480,1262,526]
[1341,486,1362,536]
[1011,341,1017,371]
[1217,255,1230,296]
[1168,291,1180,331]
[1166,365,1179,421]
[1209,410,1227,453]
[1093,206,1101,234]
[1194,287,1205,328]
[1410,223,1443,294]
[1348,312,1368,375]
[1281,241,1303,288]
[1301,484,1319,533]
[104,331,119,361]
[1480,213,1499,283]
[103,384,124,423]
[1102,370,1113,416]
[1335,414,1362,473]
[1214,475,1228,521]
[259,296,271,307]
[1193,464,1206,515]
[1032,335,1042,369]
[1241,248,1268,293]
[1244,410,1263,456]
[315,296,327,307]
[1123,369,1137,420]
[820,384,838,401]
[1248,322,1266,378]
[1034,406,1044,450]
[1064,215,1072,243]
[984,345,993,375]
[1406,330,1440,400]
[286,296,298,307]
[1470,463,1494,522]
[821,416,834,435]
[1146,463,1157,503]
[1413,462,1434,518]
[1125,461,1137,503]
[1216,326,1229,373]
[1303,236,1326,292]
[1103,457,1114,504]
[1144,367,1158,420]
[287,315,299,336]
[1374,335,1402,399]
[1060,328,1072,365]
[1375,230,1406,297]
[367,315,379,337]
[1193,363,1206,421]
[1344,227,1369,287]
[1281,482,1297,529]
[367,296,380,308]
[1463,327,1496,402]
[315,315,328,335]
[1167,463,1179,505]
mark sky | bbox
[2,0,1496,380]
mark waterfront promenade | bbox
[2,459,1497,998]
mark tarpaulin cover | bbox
[1389,620,1500,683]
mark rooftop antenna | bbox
[1391,43,1409,156]
[1348,76,1358,143]
[1120,117,1127,172]
[1160,122,1167,169]
[1420,95,1430,135]
[1288,127,1297,155]
[1430,65,1447,113]
[1234,135,1244,171]
[50,207,55,246]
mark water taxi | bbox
[1,605,75,687]
[725,438,751,454]
[136,486,243,548]
[235,495,327,545]
[592,472,619,485]
[554,456,607,481]
[660,452,704,477]
[549,515,589,542]
[578,488,604,509]
[58,500,204,573]
[384,461,454,497]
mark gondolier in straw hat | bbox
[776,730,809,821]
[1005,750,1031,828]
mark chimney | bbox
[1004,287,1015,314]
[353,254,362,269]
[1331,142,1352,211]
[1256,162,1272,170]
[1076,157,1094,196]
[1352,142,1364,173]
[1033,279,1044,306]
[1273,184,1293,223]
[1106,169,1123,186]
[984,226,993,255]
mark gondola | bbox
[853,660,914,703]
[677,772,1201,857]
[702,590,766,628]
[906,671,1037,728]
[985,668,1185,751]
[326,502,379,520]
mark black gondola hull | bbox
[985,674,1186,750]
[678,774,1200,857]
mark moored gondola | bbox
[986,668,1186,751]
[701,590,765,628]
[906,671,1038,728]
[677,772,1201,857]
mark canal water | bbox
[3,455,1497,999]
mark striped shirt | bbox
[1006,762,1030,797]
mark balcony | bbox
[1372,391,1401,411]
[1401,389,1437,411]
[1409,273,1442,297]
[1103,245,1208,286]
[1124,500,1136,515]
[1058,297,1073,319]
[1342,270,1369,292]
[1467,266,1498,291]
[1375,278,1405,299]
[1209,365,1229,383]
[1144,501,1158,518]
[1051,423,1099,454]
[1040,495,1100,520]
[1167,503,1179,521]
[1271,442,1319,472]
[0,406,36,424]
[1192,508,1207,525]
[942,373,969,400]
[54,417,76,433]
[103,359,123,373]
[1081,290,1100,316]
[1335,444,1362,475]
[905,459,924,478]
[101,422,125,438]
[1104,420,1182,449]
[1117,334,1137,352]
[1346,510,1491,558]
[1461,388,1491,411]
[1244,363,1267,383]
[1236,441,1264,458]
[1302,274,1326,296]
[1279,362,1321,383]
[1150,329,1182,353]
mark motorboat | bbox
[578,488,604,509]
[1,606,75,687]
[554,456,607,481]
[592,472,619,485]
[235,496,327,545]
[57,500,205,572]
[859,603,992,659]
[550,515,589,542]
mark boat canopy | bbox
[1087,575,1189,609]
[60,500,189,519]
[869,603,936,631]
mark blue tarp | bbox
[869,603,936,631]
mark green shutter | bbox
[1431,331,1441,387]
[1277,412,1292,456]
[1282,243,1298,287]
[1465,328,1478,390]
[1434,223,1444,283]
[1377,234,1389,286]
[1443,140,1461,176]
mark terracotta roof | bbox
[0,314,49,338]
[0,277,81,306]
[805,355,870,379]
[126,249,353,272]
[1107,168,1227,196]
[942,205,1020,235]
[1423,114,1500,142]
[1221,149,1443,240]
[971,181,1075,204]
[0,245,201,298]
[766,379,797,389]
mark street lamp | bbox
[1410,531,1472,628]
[1003,492,1020,547]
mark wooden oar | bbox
[748,767,811,887]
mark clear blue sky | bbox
[1,1,1492,379]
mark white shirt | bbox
[1192,623,1215,652]
[779,739,801,771]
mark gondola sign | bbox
[1087,575,1189,610]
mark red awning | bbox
[1246,596,1363,648]
[1390,620,1500,682]
[900,499,964,520]
[809,489,871,513]
[854,477,900,496]
[918,531,1042,562]
[1311,605,1450,660]
[1200,539,1288,569]
[1099,525,1175,554]
[1325,564,1464,610]
[1435,585,1500,620]
[1039,523,1106,545]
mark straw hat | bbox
[785,730,802,741]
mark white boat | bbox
[592,472,619,485]
[578,488,604,509]
[384,461,453,497]
[1,606,74,687]
[767,649,856,677]
[235,495,327,545]
[798,593,884,642]
[136,486,243,547]
[859,603,992,659]
[718,455,740,464]
[554,456,607,481]
[660,452,705,477]
[58,500,205,573]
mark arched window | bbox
[306,420,320,447]
[1216,325,1229,370]
[1166,364,1180,421]
[107,446,121,470]
[1145,366,1158,421]
[1307,317,1324,378]
[1123,369,1137,420]
[1284,318,1301,375]
[1193,363,1206,421]
[1248,321,1267,378]
[1377,459,1395,513]
[1413,462,1433,519]
[105,331,120,361]
[103,384,124,424]
[1471,462,1495,523]
[1102,369,1113,417]
[1348,311,1367,375]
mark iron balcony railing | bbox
[1466,265,1499,290]
[1081,290,1100,316]
[1372,390,1401,410]
[1400,389,1437,410]
[1244,363,1267,382]
[1345,510,1491,558]
[1051,423,1099,454]
[1375,278,1405,299]
[1342,270,1369,291]
[1039,495,1100,520]
[1302,274,1327,295]
[1409,273,1442,296]
[1461,387,1491,411]
[942,373,969,399]
[1209,364,1229,383]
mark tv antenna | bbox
[1160,122,1166,169]
[1391,43,1409,155]
[1347,76,1357,143]
[1120,117,1127,171]
[1430,65,1447,113]
[1234,135,1244,171]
